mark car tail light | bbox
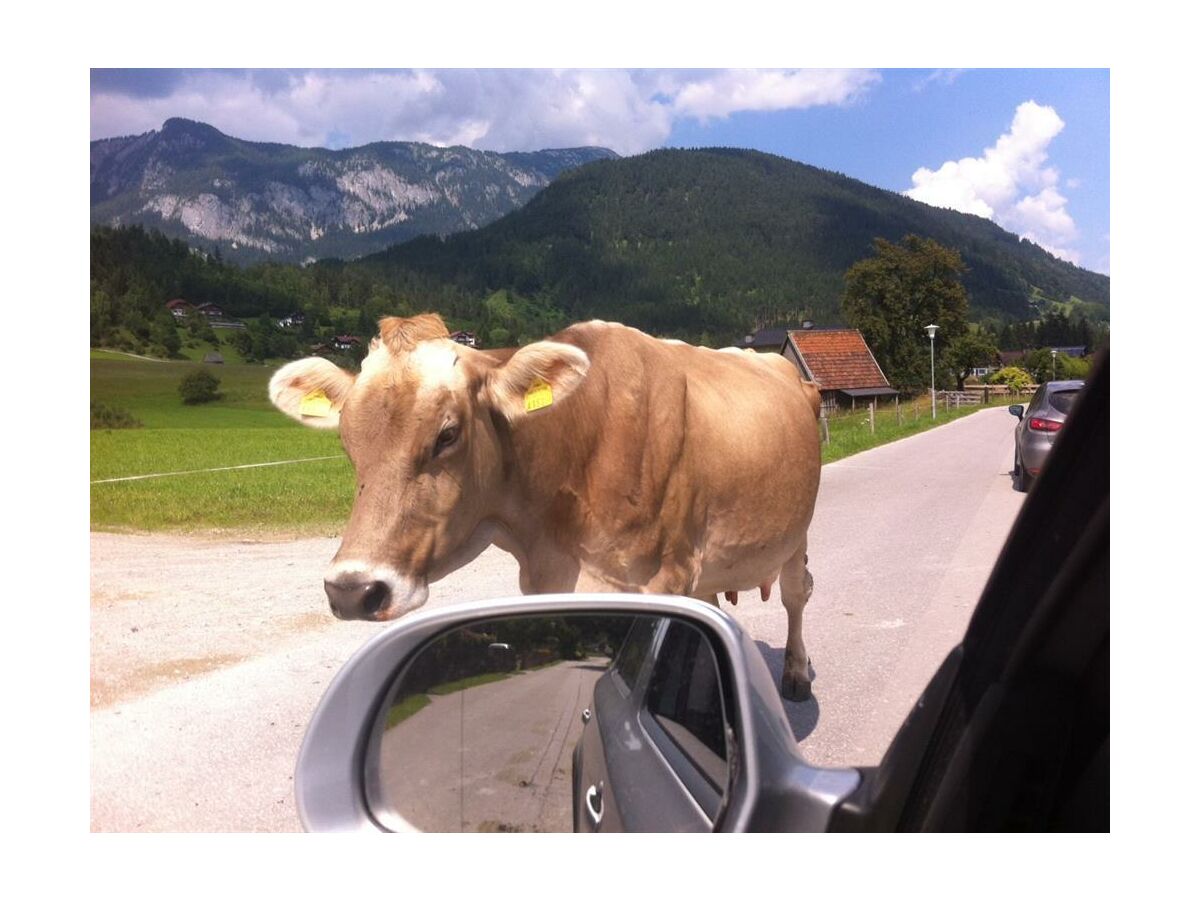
[1029,417,1062,432]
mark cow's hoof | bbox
[781,658,816,702]
[781,674,813,702]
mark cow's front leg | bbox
[779,548,815,701]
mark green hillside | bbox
[360,148,1108,337]
[91,148,1108,352]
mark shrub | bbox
[178,368,222,405]
[988,366,1033,392]
[91,401,142,430]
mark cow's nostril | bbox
[325,577,392,620]
[361,581,390,616]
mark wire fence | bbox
[818,386,1031,456]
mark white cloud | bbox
[90,68,879,157]
[913,69,966,92]
[904,100,1082,263]
[668,69,879,121]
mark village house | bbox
[195,302,225,319]
[1051,345,1087,359]
[332,334,362,351]
[165,299,193,320]
[450,330,479,348]
[736,322,815,353]
[781,328,898,413]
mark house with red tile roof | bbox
[782,328,898,412]
[165,299,193,319]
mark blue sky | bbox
[90,68,1110,273]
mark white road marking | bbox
[91,455,344,485]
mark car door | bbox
[574,617,732,832]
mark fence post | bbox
[821,409,830,445]
[869,400,875,435]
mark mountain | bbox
[90,118,618,263]
[358,147,1109,332]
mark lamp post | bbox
[925,323,939,419]
[1051,348,1058,381]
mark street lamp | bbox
[925,323,939,419]
[1051,348,1058,381]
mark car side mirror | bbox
[294,595,859,832]
[1008,404,1025,418]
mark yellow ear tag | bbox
[299,388,333,418]
[524,377,554,413]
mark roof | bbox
[165,299,191,309]
[786,329,890,391]
[737,328,789,351]
[840,387,900,398]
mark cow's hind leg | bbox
[779,546,815,701]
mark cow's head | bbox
[269,314,589,621]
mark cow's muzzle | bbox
[323,563,430,621]
[324,576,392,620]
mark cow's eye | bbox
[433,424,460,457]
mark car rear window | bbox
[1048,389,1080,415]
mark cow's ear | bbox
[486,341,591,422]
[269,358,356,429]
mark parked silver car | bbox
[1010,379,1085,491]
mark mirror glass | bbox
[366,612,732,833]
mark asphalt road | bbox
[89,406,1026,831]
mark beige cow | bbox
[270,314,822,699]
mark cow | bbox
[269,314,823,700]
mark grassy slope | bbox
[90,356,351,533]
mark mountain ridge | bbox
[90,118,619,263]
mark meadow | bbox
[90,352,1015,534]
[90,353,352,533]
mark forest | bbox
[90,149,1109,363]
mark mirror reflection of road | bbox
[378,657,607,832]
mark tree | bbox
[945,331,999,390]
[178,368,222,405]
[841,235,969,391]
[1022,348,1091,383]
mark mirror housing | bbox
[1008,403,1025,418]
[295,594,859,832]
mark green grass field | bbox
[91,355,352,533]
[91,353,1014,534]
